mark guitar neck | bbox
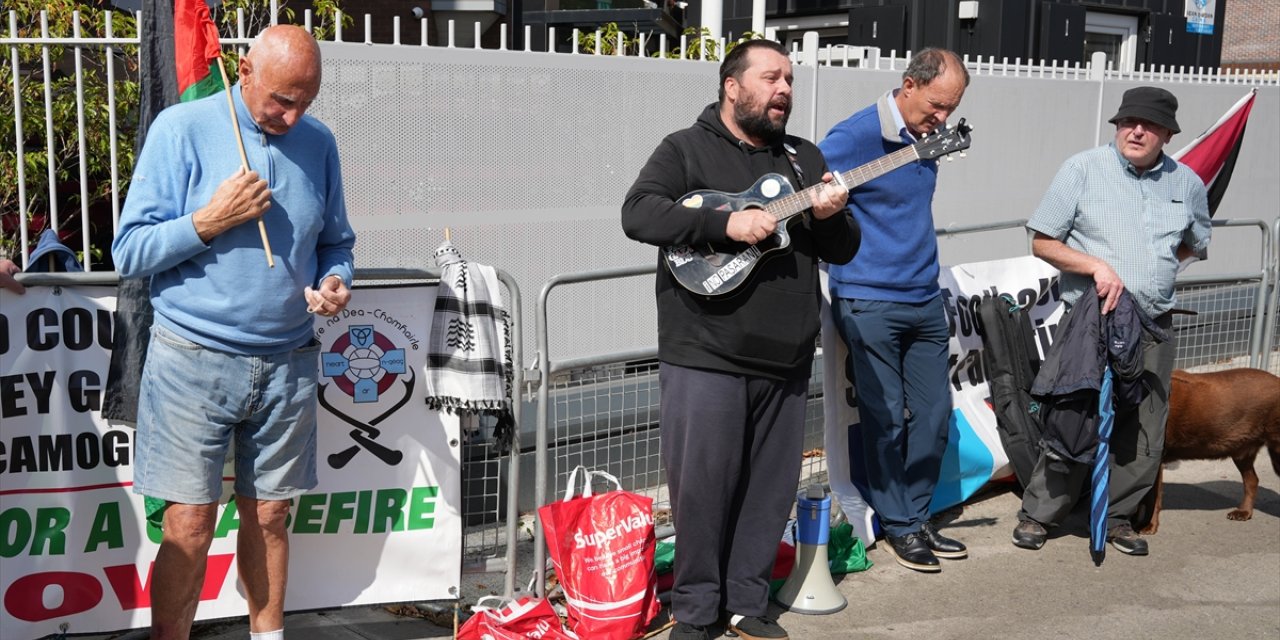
[766,144,920,222]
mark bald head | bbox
[239,25,322,135]
[248,25,322,82]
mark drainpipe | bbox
[703,0,722,40]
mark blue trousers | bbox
[831,296,951,538]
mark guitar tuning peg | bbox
[959,151,967,158]
[946,155,954,162]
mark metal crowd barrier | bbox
[9,267,526,599]
[1171,219,1273,372]
[525,218,1280,597]
[353,268,525,599]
[1266,217,1280,374]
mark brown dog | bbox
[1141,367,1280,534]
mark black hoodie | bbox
[622,103,861,379]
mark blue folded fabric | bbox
[26,228,83,272]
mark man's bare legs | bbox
[150,502,219,640]
[236,496,292,633]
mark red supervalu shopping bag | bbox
[457,596,578,640]
[538,466,660,640]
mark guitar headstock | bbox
[915,117,972,161]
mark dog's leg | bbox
[1140,464,1165,535]
[1227,451,1260,521]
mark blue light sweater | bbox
[113,85,355,355]
[818,92,941,302]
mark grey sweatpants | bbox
[659,362,807,626]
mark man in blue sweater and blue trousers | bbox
[818,48,969,573]
[112,25,355,640]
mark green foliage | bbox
[213,0,351,47]
[568,24,767,61]
[654,27,766,61]
[0,0,140,263]
[573,22,644,56]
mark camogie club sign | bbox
[323,325,408,404]
[0,285,461,640]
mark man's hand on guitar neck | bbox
[809,172,849,220]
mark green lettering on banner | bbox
[84,501,124,552]
[324,491,356,534]
[372,488,406,533]
[215,500,241,538]
[0,507,33,557]
[354,490,372,534]
[31,507,71,555]
[293,494,326,534]
[407,486,438,530]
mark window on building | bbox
[1084,12,1139,71]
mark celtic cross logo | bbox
[321,325,408,403]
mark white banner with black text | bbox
[0,284,459,640]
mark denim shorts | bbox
[133,324,321,505]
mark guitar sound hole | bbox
[700,245,726,267]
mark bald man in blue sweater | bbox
[113,25,354,640]
[818,48,969,574]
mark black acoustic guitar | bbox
[664,118,972,296]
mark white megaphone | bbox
[774,485,847,615]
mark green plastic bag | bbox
[662,522,869,598]
[827,522,872,574]
[768,521,872,595]
[655,539,675,574]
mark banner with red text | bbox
[0,285,460,640]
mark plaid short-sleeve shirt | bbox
[1027,144,1211,318]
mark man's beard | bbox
[734,94,789,143]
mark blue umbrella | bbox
[1090,366,1115,566]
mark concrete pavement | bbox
[89,458,1279,640]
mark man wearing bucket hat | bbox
[1010,86,1211,555]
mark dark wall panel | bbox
[1150,12,1194,68]
[847,6,908,53]
[1038,1,1086,64]
[741,0,1227,69]
[916,0,950,49]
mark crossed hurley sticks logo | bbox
[319,324,412,468]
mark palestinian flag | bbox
[1171,89,1257,218]
[131,0,225,152]
[175,0,225,101]
[103,0,226,424]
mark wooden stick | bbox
[218,57,275,268]
[444,227,452,242]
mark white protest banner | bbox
[1,284,460,640]
[822,256,1064,545]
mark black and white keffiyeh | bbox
[424,240,513,414]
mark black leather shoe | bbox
[885,532,941,572]
[1108,523,1149,556]
[1012,519,1048,550]
[921,522,968,559]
